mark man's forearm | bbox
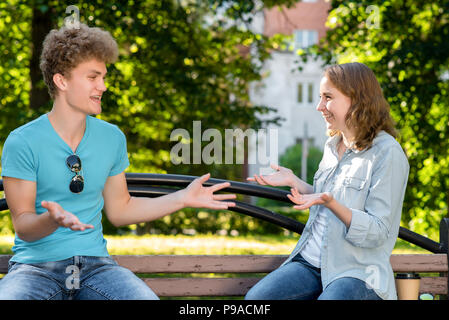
[13,211,59,242]
[108,189,188,227]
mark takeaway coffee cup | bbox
[395,273,421,300]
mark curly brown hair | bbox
[324,62,397,150]
[40,23,118,99]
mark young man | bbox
[0,23,236,300]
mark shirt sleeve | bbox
[344,144,409,248]
[1,131,37,181]
[108,128,130,177]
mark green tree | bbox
[300,0,449,238]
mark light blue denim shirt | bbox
[283,130,409,300]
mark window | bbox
[294,30,318,49]
[297,83,303,103]
[298,82,315,105]
[308,83,314,103]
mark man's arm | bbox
[3,177,56,242]
[102,172,236,227]
[3,177,93,242]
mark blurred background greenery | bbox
[0,0,448,245]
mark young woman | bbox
[245,62,409,300]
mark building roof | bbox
[263,0,330,39]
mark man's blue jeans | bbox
[0,256,159,300]
[245,253,382,300]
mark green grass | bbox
[0,234,430,255]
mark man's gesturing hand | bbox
[181,173,236,210]
[41,200,94,231]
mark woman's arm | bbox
[288,189,352,227]
[288,145,409,248]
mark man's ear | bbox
[52,73,68,92]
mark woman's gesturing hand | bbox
[247,164,295,188]
[287,188,333,210]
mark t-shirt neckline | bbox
[44,113,90,155]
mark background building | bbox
[247,0,331,178]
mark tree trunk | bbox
[29,6,53,111]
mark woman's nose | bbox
[316,100,325,111]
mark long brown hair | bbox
[324,62,397,150]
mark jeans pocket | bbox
[7,260,17,272]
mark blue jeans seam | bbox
[82,283,115,300]
[46,288,63,300]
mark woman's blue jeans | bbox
[245,254,382,300]
[0,256,159,300]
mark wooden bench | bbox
[1,254,447,299]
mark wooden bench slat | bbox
[143,277,260,296]
[420,277,447,295]
[1,254,448,274]
[0,255,10,274]
[141,277,448,297]
[113,254,449,273]
[390,254,448,272]
[112,255,288,273]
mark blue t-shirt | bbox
[1,114,129,263]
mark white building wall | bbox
[248,50,328,177]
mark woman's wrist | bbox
[321,192,334,206]
[322,193,352,228]
[289,174,314,194]
[288,174,300,189]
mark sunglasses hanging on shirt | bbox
[66,154,84,193]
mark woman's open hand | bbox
[287,188,333,210]
[247,164,295,188]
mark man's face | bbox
[62,59,107,115]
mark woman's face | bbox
[317,76,352,134]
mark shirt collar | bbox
[326,134,364,156]
[327,130,389,156]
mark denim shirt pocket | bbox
[334,175,368,209]
[342,176,366,190]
